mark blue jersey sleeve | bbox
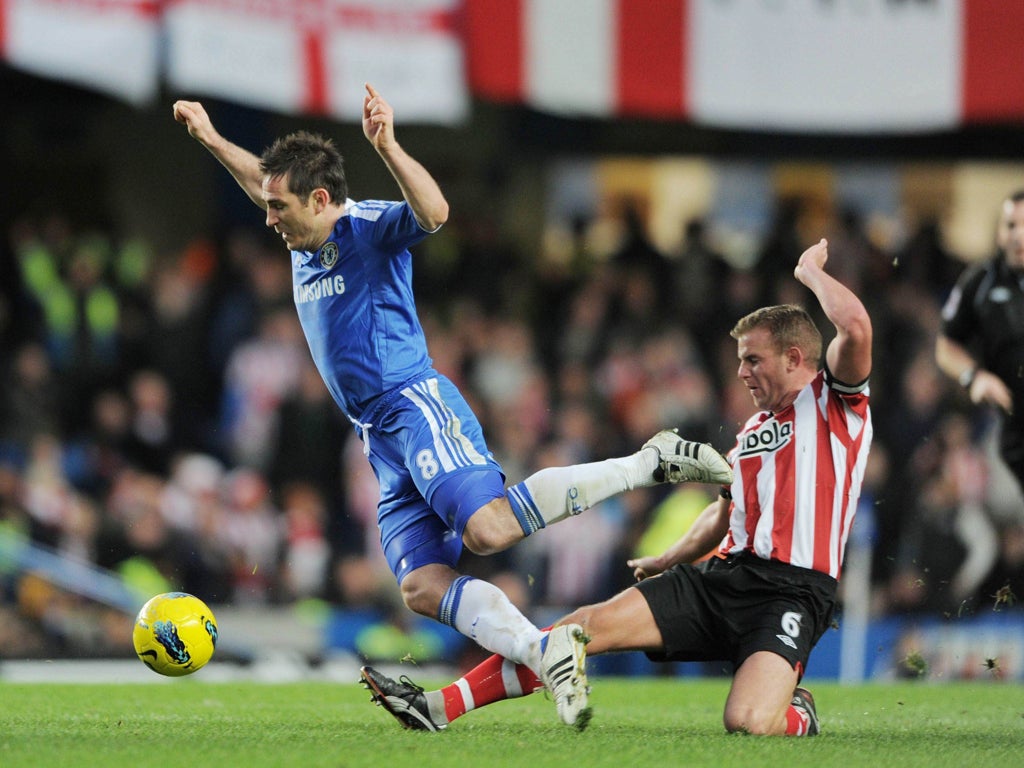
[348,200,431,255]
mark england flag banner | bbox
[3,0,1023,131]
[0,0,160,105]
[465,0,1024,132]
[164,0,468,124]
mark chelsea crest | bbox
[320,242,339,269]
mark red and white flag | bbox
[4,0,1023,131]
[0,0,160,105]
[465,0,1024,132]
[164,0,467,124]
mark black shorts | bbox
[634,552,838,674]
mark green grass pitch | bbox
[2,677,1022,767]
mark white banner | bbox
[164,0,467,124]
[164,2,307,113]
[2,0,159,105]
[689,0,962,132]
[524,0,617,118]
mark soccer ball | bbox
[132,592,218,677]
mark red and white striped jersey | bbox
[719,370,872,580]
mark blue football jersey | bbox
[290,200,435,420]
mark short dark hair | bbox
[259,131,347,203]
[730,304,823,369]
[1008,189,1024,204]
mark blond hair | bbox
[730,304,822,369]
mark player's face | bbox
[997,198,1024,269]
[736,327,793,412]
[262,174,320,252]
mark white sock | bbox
[507,449,658,534]
[441,576,544,673]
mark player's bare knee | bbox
[462,512,516,556]
[558,606,590,630]
[399,576,440,617]
[723,706,777,736]
[461,527,502,555]
[555,605,602,648]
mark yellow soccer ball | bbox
[132,592,218,677]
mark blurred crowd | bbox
[2,191,1024,662]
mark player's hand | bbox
[627,555,664,582]
[172,100,217,146]
[795,238,829,280]
[971,370,1014,415]
[363,83,396,153]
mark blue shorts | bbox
[365,375,507,583]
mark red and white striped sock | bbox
[784,703,811,736]
[429,654,542,724]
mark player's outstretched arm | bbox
[794,238,872,385]
[361,83,449,231]
[172,100,267,210]
[627,496,730,580]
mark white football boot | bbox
[643,428,733,485]
[539,623,592,731]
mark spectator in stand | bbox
[267,357,349,511]
[888,412,998,615]
[279,481,332,601]
[220,467,282,604]
[219,307,306,470]
[0,343,60,453]
[124,369,180,476]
